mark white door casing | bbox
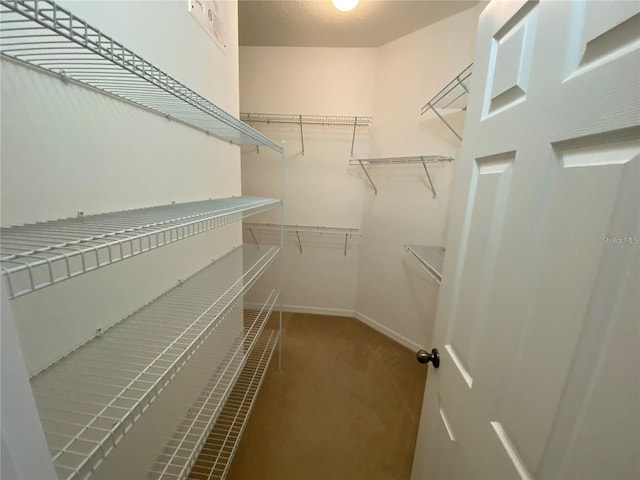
[411,1,639,479]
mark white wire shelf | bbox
[0,196,280,299]
[0,0,281,152]
[240,113,372,156]
[148,296,279,480]
[29,244,280,480]
[406,245,445,283]
[349,156,453,166]
[349,156,454,197]
[240,113,372,127]
[421,64,473,141]
[243,223,362,256]
[186,330,278,480]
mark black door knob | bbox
[416,348,440,368]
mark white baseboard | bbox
[280,304,356,318]
[244,301,423,351]
[354,311,423,351]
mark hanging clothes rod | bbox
[239,113,372,156]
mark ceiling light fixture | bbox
[332,0,359,12]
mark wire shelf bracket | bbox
[239,113,372,156]
[0,0,282,153]
[405,244,445,283]
[349,156,454,197]
[421,64,473,141]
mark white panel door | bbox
[411,1,639,479]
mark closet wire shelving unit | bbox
[0,0,282,152]
[404,66,471,281]
[350,155,454,197]
[30,246,279,480]
[0,1,287,479]
[243,223,361,256]
[421,64,473,141]
[240,113,372,156]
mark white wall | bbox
[240,6,482,349]
[1,1,245,475]
[240,47,377,314]
[357,5,483,349]
[1,0,242,373]
[2,1,241,226]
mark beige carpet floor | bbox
[194,312,428,480]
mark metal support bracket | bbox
[295,230,303,253]
[299,115,305,155]
[421,159,437,199]
[358,159,378,195]
[246,113,259,154]
[344,234,349,256]
[455,76,470,94]
[249,227,260,249]
[429,106,462,141]
[351,116,358,157]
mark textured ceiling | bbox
[239,0,480,48]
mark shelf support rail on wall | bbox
[0,0,283,153]
[349,155,454,197]
[243,223,361,257]
[421,64,473,141]
[239,113,372,156]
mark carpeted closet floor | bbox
[224,312,428,480]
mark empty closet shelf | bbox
[349,156,453,166]
[421,64,473,141]
[0,1,281,151]
[29,244,280,480]
[350,156,453,196]
[0,196,280,298]
[240,113,371,127]
[240,113,372,156]
[243,223,362,255]
[186,330,278,480]
[146,294,279,480]
[406,245,445,283]
[156,329,279,480]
